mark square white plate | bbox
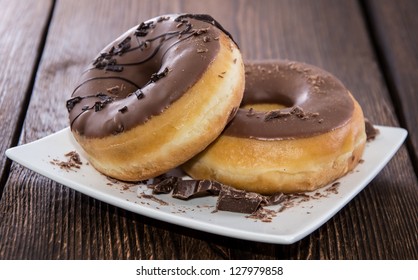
[6,126,407,244]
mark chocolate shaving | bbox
[93,53,117,69]
[264,106,319,122]
[264,192,286,206]
[134,89,145,100]
[135,21,153,37]
[203,36,210,42]
[326,182,340,194]
[264,110,291,121]
[140,193,168,206]
[157,16,170,22]
[66,96,82,112]
[50,151,82,171]
[118,106,128,113]
[246,108,255,116]
[94,101,104,112]
[150,67,169,82]
[93,93,113,112]
[247,208,278,222]
[193,27,209,36]
[113,36,131,55]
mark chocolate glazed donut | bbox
[66,14,245,181]
[183,61,367,194]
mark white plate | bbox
[5,126,407,244]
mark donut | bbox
[66,14,245,181]
[183,61,367,194]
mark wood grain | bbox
[0,0,416,259]
[0,0,53,195]
[364,0,418,173]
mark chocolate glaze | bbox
[67,14,230,138]
[224,61,354,139]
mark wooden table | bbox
[1,0,417,259]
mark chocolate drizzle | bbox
[68,14,231,137]
[224,61,355,139]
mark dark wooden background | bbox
[0,0,417,259]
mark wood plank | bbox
[364,0,418,174]
[0,0,53,195]
[0,0,416,259]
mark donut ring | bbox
[183,61,367,194]
[66,14,244,181]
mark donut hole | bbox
[243,103,289,112]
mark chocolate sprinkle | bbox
[134,89,145,100]
[150,67,169,82]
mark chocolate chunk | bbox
[152,176,179,194]
[172,179,221,200]
[264,110,291,121]
[365,118,379,141]
[216,186,267,214]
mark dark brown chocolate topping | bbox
[67,14,228,138]
[224,61,355,139]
